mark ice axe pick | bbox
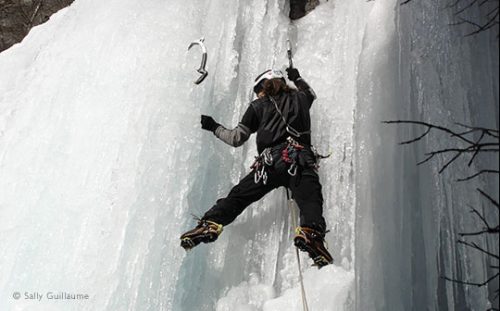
[188,37,208,85]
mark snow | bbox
[0,0,497,310]
[214,264,353,311]
[263,265,354,311]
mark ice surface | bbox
[0,0,497,310]
[356,0,499,310]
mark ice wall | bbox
[1,0,497,310]
[0,0,367,310]
[355,0,499,310]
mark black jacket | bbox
[214,78,316,153]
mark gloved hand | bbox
[286,67,301,82]
[201,115,220,132]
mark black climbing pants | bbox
[203,148,327,233]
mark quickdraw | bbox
[281,137,304,176]
[187,37,208,85]
[251,148,273,185]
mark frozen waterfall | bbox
[0,0,497,310]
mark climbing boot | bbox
[180,220,223,250]
[289,0,307,20]
[294,226,333,268]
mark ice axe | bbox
[188,37,208,85]
[286,39,294,68]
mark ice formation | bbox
[0,0,497,310]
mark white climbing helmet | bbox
[253,69,285,94]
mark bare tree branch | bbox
[384,120,499,174]
[455,0,479,16]
[457,170,500,181]
[478,188,500,209]
[400,0,499,37]
[443,272,500,288]
[383,120,477,145]
[459,205,499,236]
[387,120,499,309]
[458,239,500,260]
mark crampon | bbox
[180,220,223,250]
[294,226,333,268]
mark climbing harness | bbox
[187,37,208,84]
[251,137,307,184]
[268,96,311,138]
[251,137,329,184]
[285,188,310,311]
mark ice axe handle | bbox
[287,40,293,68]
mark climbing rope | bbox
[285,188,310,311]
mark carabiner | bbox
[260,165,267,185]
[263,148,273,166]
[262,171,268,185]
[254,172,260,184]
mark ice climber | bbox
[180,68,334,268]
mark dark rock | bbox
[0,0,74,52]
